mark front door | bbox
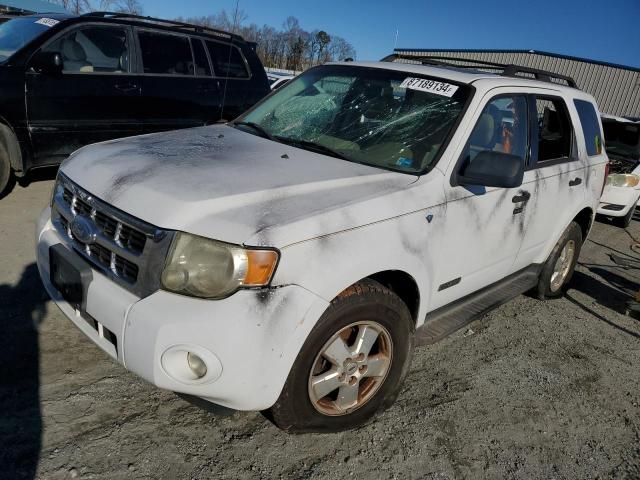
[26,24,141,164]
[431,92,531,309]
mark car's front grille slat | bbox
[51,174,173,297]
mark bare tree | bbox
[173,12,356,71]
[54,0,92,14]
[103,0,143,14]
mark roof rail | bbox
[81,11,243,42]
[381,53,579,89]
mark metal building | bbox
[393,49,640,118]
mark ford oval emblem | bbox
[70,215,97,244]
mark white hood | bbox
[61,125,423,247]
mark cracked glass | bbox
[236,65,470,174]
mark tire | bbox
[616,205,636,228]
[536,221,582,299]
[264,279,414,433]
[0,140,14,199]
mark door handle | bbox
[114,83,138,93]
[569,178,582,186]
[512,191,531,203]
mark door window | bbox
[462,95,529,166]
[534,97,573,162]
[205,40,249,78]
[44,25,130,73]
[138,31,193,76]
[190,38,212,76]
[573,99,603,156]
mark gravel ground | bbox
[1,174,639,480]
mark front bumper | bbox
[597,185,640,217]
[36,207,330,410]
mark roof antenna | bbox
[393,28,399,51]
[220,0,240,122]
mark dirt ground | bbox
[1,173,639,480]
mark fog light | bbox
[187,352,207,378]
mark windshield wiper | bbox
[233,121,275,141]
[275,136,350,160]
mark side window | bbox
[44,25,129,73]
[462,95,528,165]
[574,99,603,156]
[138,30,193,76]
[535,97,573,162]
[205,40,249,78]
[191,38,211,76]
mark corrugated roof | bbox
[395,49,640,117]
[1,0,68,14]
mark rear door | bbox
[205,39,254,120]
[136,29,220,134]
[26,23,141,162]
[513,93,589,268]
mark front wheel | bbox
[0,141,14,199]
[264,279,414,433]
[536,221,583,299]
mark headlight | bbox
[606,173,640,188]
[50,174,63,206]
[161,232,279,299]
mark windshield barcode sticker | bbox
[35,18,60,27]
[400,77,459,97]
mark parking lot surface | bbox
[1,175,639,480]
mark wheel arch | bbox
[366,270,421,325]
[573,206,594,240]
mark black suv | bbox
[0,12,270,195]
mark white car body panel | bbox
[36,62,607,410]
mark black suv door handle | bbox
[569,177,582,187]
[512,191,531,203]
[114,82,138,93]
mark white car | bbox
[597,114,640,227]
[36,59,607,432]
[267,73,294,90]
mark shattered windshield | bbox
[603,119,640,161]
[236,65,470,173]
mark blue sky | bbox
[138,0,640,68]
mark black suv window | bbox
[138,30,193,76]
[44,25,129,73]
[205,40,249,78]
[574,99,603,156]
[191,38,211,76]
[534,97,573,162]
[463,95,529,165]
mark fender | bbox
[272,205,443,329]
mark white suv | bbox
[36,59,608,432]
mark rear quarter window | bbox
[574,99,603,156]
[205,40,249,78]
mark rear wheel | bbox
[536,221,582,299]
[264,279,414,433]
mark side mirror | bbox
[457,150,524,188]
[30,51,63,74]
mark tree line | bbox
[50,3,356,71]
[52,0,143,14]
[175,11,357,72]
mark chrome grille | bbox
[59,216,140,283]
[52,173,174,297]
